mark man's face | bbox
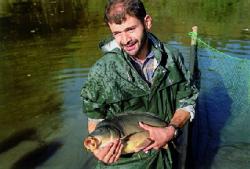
[108,15,151,58]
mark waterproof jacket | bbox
[81,33,198,169]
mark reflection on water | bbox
[11,141,62,169]
[0,0,86,38]
[0,128,40,154]
[0,0,250,169]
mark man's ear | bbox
[144,15,152,31]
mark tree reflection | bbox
[0,0,86,38]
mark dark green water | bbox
[0,0,249,169]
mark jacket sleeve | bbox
[80,61,107,119]
[172,49,199,116]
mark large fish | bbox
[83,112,168,154]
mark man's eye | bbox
[128,28,134,32]
[113,32,120,37]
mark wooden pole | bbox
[191,26,198,45]
[189,26,198,77]
[176,26,199,169]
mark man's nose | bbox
[121,32,131,45]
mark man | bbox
[81,0,198,168]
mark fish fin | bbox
[134,138,153,152]
[122,131,152,154]
[120,132,138,144]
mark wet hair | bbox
[104,0,147,24]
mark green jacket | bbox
[81,33,198,169]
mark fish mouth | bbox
[83,137,100,152]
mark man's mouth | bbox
[124,42,136,52]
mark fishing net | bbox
[188,32,250,169]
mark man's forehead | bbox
[108,14,140,30]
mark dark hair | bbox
[104,0,147,24]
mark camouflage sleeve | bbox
[80,61,107,119]
[172,49,199,117]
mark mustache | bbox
[121,40,137,47]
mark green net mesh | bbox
[188,32,250,169]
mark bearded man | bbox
[81,0,198,168]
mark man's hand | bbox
[139,122,175,152]
[93,139,123,164]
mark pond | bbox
[0,0,249,169]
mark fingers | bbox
[139,122,152,131]
[94,142,113,160]
[102,140,118,163]
[109,141,123,163]
[143,142,159,152]
[102,139,122,164]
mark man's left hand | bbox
[139,122,175,152]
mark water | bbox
[0,0,250,169]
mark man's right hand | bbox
[93,139,123,164]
